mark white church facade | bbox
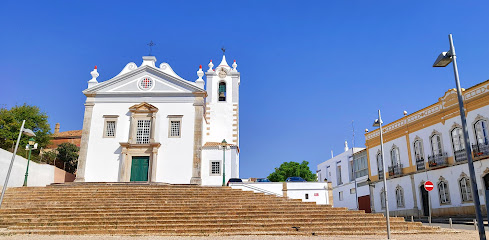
[75,54,240,186]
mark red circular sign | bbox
[424,181,434,192]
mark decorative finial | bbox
[232,60,237,71]
[199,65,202,69]
[221,47,226,54]
[147,40,156,56]
[88,66,99,88]
[403,110,407,116]
[196,65,205,88]
[208,59,214,72]
[94,65,97,69]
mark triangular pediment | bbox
[83,66,204,96]
[129,102,158,113]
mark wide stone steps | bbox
[0,183,445,236]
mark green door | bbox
[130,156,149,182]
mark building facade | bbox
[317,142,370,212]
[366,80,489,216]
[75,54,240,186]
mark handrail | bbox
[230,183,284,197]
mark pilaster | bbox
[190,94,205,185]
[75,102,95,182]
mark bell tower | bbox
[203,53,240,146]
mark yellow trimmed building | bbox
[365,79,489,217]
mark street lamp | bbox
[23,138,38,187]
[0,120,36,208]
[222,139,227,186]
[433,34,486,239]
[372,110,391,240]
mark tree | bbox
[267,161,317,182]
[0,104,51,158]
[56,143,79,174]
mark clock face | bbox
[219,69,227,78]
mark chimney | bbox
[344,140,349,152]
[55,123,60,134]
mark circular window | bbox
[139,77,154,91]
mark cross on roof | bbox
[221,47,226,54]
[147,41,156,56]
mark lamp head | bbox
[28,138,35,146]
[221,139,227,147]
[22,128,36,137]
[433,51,452,67]
[372,119,383,127]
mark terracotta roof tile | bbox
[203,142,236,147]
[53,130,82,138]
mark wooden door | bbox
[130,156,149,182]
[358,195,371,213]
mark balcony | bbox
[472,143,489,160]
[454,149,468,162]
[416,158,425,171]
[388,163,403,177]
[427,153,448,168]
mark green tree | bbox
[0,104,51,159]
[56,143,79,174]
[267,161,317,182]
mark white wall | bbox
[0,148,55,188]
[230,182,330,205]
[85,101,195,183]
[201,148,238,186]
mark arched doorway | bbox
[420,185,429,216]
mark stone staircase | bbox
[0,183,443,236]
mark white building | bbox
[317,141,370,211]
[366,80,489,217]
[75,54,240,186]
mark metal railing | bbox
[416,158,425,171]
[454,149,468,162]
[230,183,284,197]
[388,163,403,177]
[427,153,448,168]
[472,143,489,159]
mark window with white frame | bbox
[380,188,386,209]
[451,127,465,151]
[395,186,405,208]
[103,115,118,138]
[438,180,451,204]
[170,121,181,137]
[337,165,342,185]
[106,121,116,137]
[377,153,384,179]
[413,140,423,160]
[353,155,368,178]
[168,115,183,138]
[136,120,151,144]
[390,147,400,166]
[210,161,221,176]
[431,134,443,155]
[475,120,488,145]
[459,176,473,202]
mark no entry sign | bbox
[424,181,434,192]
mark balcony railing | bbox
[416,158,425,171]
[454,149,468,162]
[472,143,489,159]
[427,153,448,168]
[388,163,403,177]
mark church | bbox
[74,53,240,186]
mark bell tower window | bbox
[218,82,226,101]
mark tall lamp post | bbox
[222,139,227,186]
[433,34,486,239]
[373,110,391,240]
[0,120,36,209]
[23,138,37,187]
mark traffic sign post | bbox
[425,181,433,226]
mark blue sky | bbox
[1,1,489,178]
